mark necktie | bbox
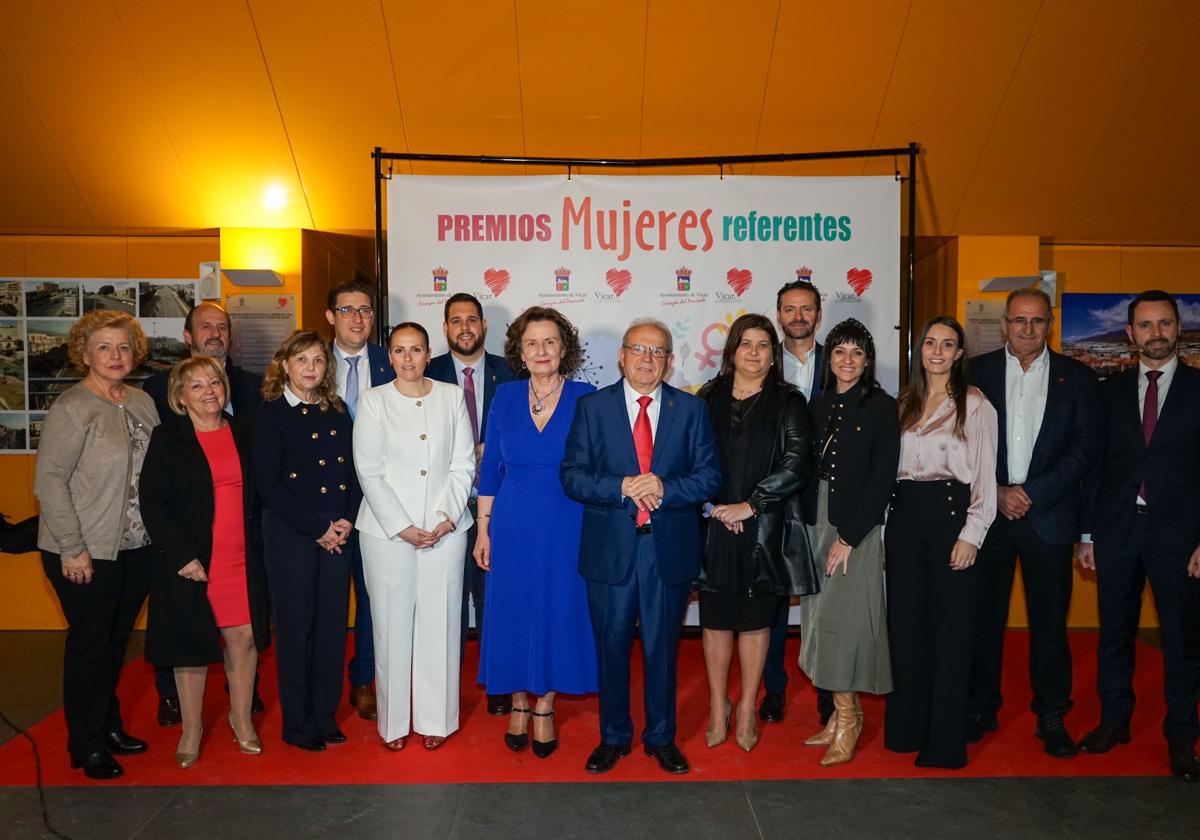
[462,367,480,444]
[1140,369,1162,502]
[344,356,360,419]
[633,395,653,527]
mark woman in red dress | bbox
[141,356,271,768]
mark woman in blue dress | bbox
[474,306,598,759]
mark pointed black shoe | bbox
[531,710,557,759]
[504,707,530,752]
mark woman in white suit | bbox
[353,322,475,752]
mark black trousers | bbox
[262,510,350,744]
[41,545,154,759]
[969,514,1074,720]
[459,497,487,664]
[884,480,979,769]
[763,599,790,695]
[1095,513,1200,748]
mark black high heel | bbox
[531,709,557,759]
[504,707,531,752]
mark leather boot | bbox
[820,692,860,766]
[804,713,838,747]
[852,692,864,739]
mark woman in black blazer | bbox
[696,313,817,753]
[798,318,900,766]
[141,356,270,769]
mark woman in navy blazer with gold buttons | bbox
[253,329,361,752]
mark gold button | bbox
[301,407,308,415]
[415,400,422,407]
[339,483,347,491]
[330,429,337,436]
[319,459,326,466]
[337,456,345,463]
[320,486,328,494]
[289,472,297,479]
[311,432,319,439]
[419,434,427,440]
[419,469,427,477]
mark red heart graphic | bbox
[846,267,873,297]
[483,268,511,297]
[605,268,633,297]
[277,297,288,308]
[726,268,753,297]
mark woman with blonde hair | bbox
[252,330,360,752]
[141,355,270,768]
[34,310,158,779]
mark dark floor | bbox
[2,631,1197,840]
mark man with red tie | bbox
[426,293,517,717]
[1076,289,1200,782]
[561,318,721,775]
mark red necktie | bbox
[1140,369,1162,502]
[633,395,653,527]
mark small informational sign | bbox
[964,299,1007,357]
[227,293,297,375]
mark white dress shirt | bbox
[622,379,662,439]
[782,344,817,400]
[332,341,375,400]
[1004,343,1049,485]
[450,352,486,430]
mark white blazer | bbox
[353,379,476,540]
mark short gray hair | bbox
[1005,288,1053,317]
[622,318,673,354]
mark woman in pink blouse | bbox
[884,316,997,769]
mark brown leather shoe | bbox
[349,685,378,721]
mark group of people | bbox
[32,279,1200,783]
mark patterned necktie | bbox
[462,367,480,444]
[344,356,360,419]
[633,395,653,527]
[1140,369,1162,502]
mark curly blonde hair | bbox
[261,329,344,413]
[166,355,230,416]
[67,310,148,370]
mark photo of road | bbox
[139,281,195,317]
[83,280,137,315]
[0,412,27,450]
[24,281,80,317]
[0,281,22,316]
[0,320,26,410]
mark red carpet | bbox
[0,631,1171,786]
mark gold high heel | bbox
[804,713,838,747]
[820,692,860,767]
[706,698,732,748]
[228,711,263,755]
[735,708,759,753]
[175,724,203,769]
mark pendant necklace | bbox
[530,376,564,415]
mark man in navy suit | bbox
[1076,289,1200,782]
[761,278,825,725]
[967,288,1100,757]
[140,301,265,727]
[325,281,396,721]
[426,292,517,717]
[561,318,721,775]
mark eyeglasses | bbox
[622,343,670,358]
[1004,316,1050,329]
[334,305,374,318]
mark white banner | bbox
[387,175,900,392]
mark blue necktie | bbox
[345,355,360,419]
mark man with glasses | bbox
[141,302,265,727]
[324,282,395,722]
[562,318,721,775]
[967,288,1099,757]
[426,292,517,717]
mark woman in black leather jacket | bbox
[696,314,816,753]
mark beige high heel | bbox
[706,698,732,748]
[175,724,203,769]
[228,711,263,755]
[804,714,838,747]
[735,707,759,753]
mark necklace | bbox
[529,376,564,415]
